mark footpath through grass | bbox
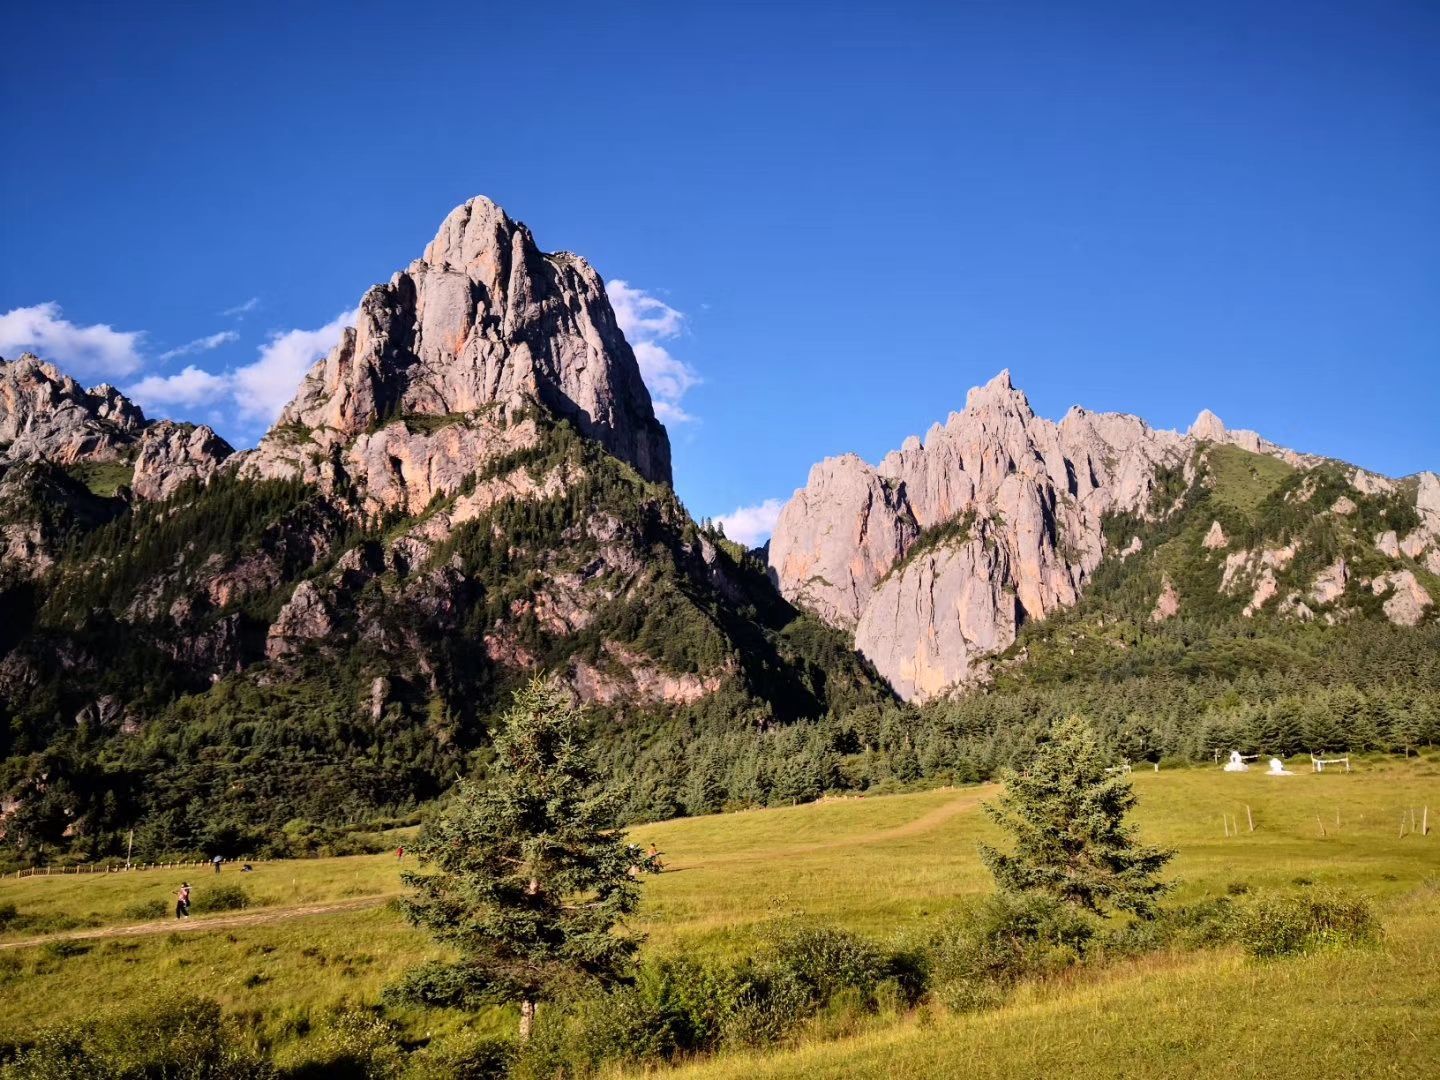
[0,755,1437,1072]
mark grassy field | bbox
[0,850,406,943]
[1,755,1437,1074]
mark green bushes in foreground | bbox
[0,997,272,1079]
[1229,886,1382,958]
[0,888,1382,1079]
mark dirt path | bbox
[1,790,991,949]
[0,894,396,952]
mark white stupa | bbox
[1266,758,1293,775]
[1223,750,1248,772]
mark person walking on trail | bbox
[396,846,404,862]
[176,882,191,919]
[212,855,222,875]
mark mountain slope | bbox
[0,198,890,861]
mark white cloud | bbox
[232,311,355,422]
[128,365,234,410]
[0,302,145,378]
[608,280,685,340]
[222,297,261,318]
[158,330,239,361]
[127,309,355,430]
[715,498,784,548]
[607,279,700,424]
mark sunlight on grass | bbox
[1,755,1436,1071]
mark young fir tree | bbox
[395,679,645,1040]
[979,715,1173,918]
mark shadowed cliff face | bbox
[770,371,1438,701]
[244,196,671,508]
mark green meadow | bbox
[1,756,1437,1076]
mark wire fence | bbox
[9,859,259,880]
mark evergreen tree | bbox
[395,679,643,1040]
[980,716,1174,918]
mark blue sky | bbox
[2,1,1436,543]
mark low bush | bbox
[511,925,916,1076]
[288,1008,404,1079]
[923,892,1094,1009]
[191,884,250,914]
[0,904,93,938]
[1231,888,1380,958]
[121,898,168,921]
[407,1032,513,1079]
[0,996,273,1079]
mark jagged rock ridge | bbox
[769,371,1438,701]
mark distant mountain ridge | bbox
[768,371,1439,701]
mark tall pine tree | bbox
[395,679,644,1039]
[980,715,1173,918]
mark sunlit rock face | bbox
[243,196,671,513]
[769,371,1353,701]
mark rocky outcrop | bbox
[265,581,336,659]
[771,372,1201,700]
[1,354,145,465]
[1187,408,1317,468]
[1311,558,1349,605]
[130,422,233,501]
[244,196,671,511]
[767,455,918,629]
[769,371,1411,702]
[570,644,728,706]
[1372,570,1433,627]
[1151,576,1180,622]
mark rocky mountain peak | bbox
[963,368,1032,418]
[1,352,147,464]
[255,195,672,495]
[768,370,1427,701]
[1190,408,1226,440]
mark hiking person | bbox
[176,882,191,919]
[396,845,404,861]
[212,854,222,875]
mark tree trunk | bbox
[519,999,536,1042]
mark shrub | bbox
[765,924,891,1004]
[1231,888,1380,958]
[294,1009,404,1080]
[921,893,1096,1012]
[414,1033,513,1079]
[1104,895,1240,956]
[191,884,250,914]
[0,996,273,1079]
[121,898,168,921]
